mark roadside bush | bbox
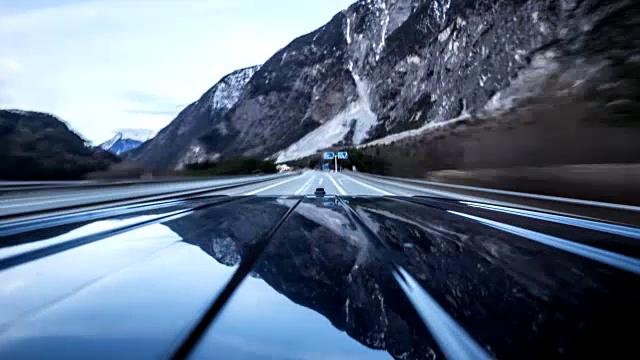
[184,157,278,176]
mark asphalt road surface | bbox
[3,170,639,226]
[0,173,289,219]
[1,171,638,359]
[210,171,640,226]
[223,170,396,196]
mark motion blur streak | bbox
[449,210,640,275]
[394,267,493,360]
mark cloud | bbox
[0,57,24,75]
[0,80,11,105]
[0,0,356,143]
[0,0,241,34]
[121,90,177,105]
[120,90,185,117]
[0,57,24,105]
[124,109,181,116]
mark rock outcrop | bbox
[135,0,639,168]
[130,65,260,169]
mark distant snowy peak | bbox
[115,128,156,142]
[99,135,121,151]
[206,65,261,112]
[100,128,156,155]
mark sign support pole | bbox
[335,155,338,173]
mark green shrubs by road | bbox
[183,157,277,176]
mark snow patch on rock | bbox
[376,0,390,60]
[407,55,422,65]
[438,23,454,42]
[345,16,352,44]
[176,143,221,170]
[208,65,261,112]
[431,0,451,24]
[116,128,156,142]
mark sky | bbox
[0,0,354,144]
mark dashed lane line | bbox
[244,175,305,195]
[326,173,347,195]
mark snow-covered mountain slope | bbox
[130,65,260,168]
[133,0,638,168]
[99,129,155,156]
[117,129,156,142]
[101,137,143,156]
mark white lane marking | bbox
[450,210,640,275]
[326,174,347,195]
[319,178,324,185]
[342,174,394,196]
[462,202,640,240]
[0,176,286,209]
[295,174,316,195]
[244,175,304,195]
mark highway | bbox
[210,170,640,226]
[0,173,290,220]
[2,170,639,227]
[221,170,396,196]
[1,170,639,359]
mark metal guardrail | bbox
[0,174,283,193]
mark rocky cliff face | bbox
[275,0,638,162]
[204,0,417,162]
[130,65,260,169]
[136,0,638,168]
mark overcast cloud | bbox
[0,0,354,143]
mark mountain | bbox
[99,129,155,156]
[134,0,639,169]
[130,65,260,169]
[0,109,118,180]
